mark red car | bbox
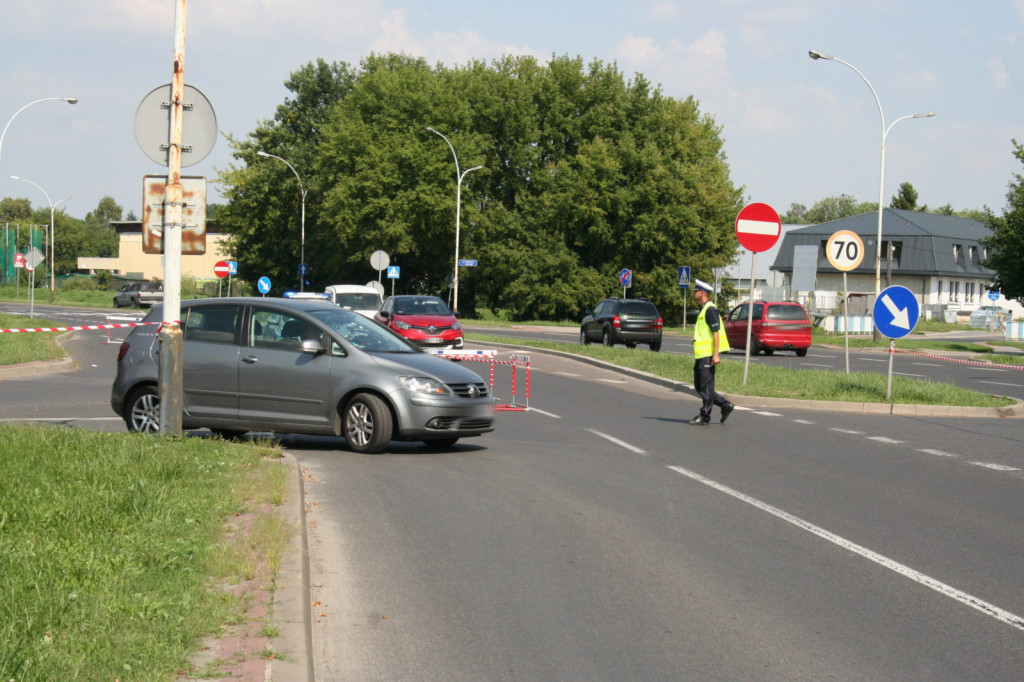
[723,301,812,356]
[374,295,464,350]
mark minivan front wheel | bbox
[343,393,393,454]
[125,385,160,433]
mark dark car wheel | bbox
[649,340,661,352]
[580,329,591,345]
[796,348,808,357]
[602,328,614,347]
[343,393,393,454]
[763,347,775,356]
[125,385,160,433]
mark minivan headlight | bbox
[400,376,450,395]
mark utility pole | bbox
[158,0,187,435]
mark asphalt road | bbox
[3,304,1024,680]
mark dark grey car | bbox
[580,297,663,351]
[110,297,495,453]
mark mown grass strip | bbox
[0,425,285,681]
[468,333,1016,408]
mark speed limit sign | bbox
[826,230,865,272]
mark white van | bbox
[324,284,384,319]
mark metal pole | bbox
[256,151,306,291]
[742,254,756,386]
[843,272,850,373]
[159,0,187,436]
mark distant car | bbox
[325,284,384,319]
[724,300,812,356]
[374,295,464,350]
[113,281,163,308]
[580,297,663,351]
[969,305,1008,330]
[110,297,493,453]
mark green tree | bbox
[890,182,919,210]
[218,54,743,321]
[982,139,1024,303]
[0,197,33,222]
[803,194,875,224]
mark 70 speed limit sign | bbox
[826,230,865,272]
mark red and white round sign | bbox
[214,260,231,278]
[734,202,782,253]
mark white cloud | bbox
[987,57,1010,90]
[614,33,663,65]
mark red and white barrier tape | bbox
[892,347,1024,371]
[0,321,168,334]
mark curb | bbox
[472,340,1024,419]
[269,452,315,681]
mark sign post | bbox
[826,229,865,373]
[735,203,782,385]
[678,266,690,329]
[873,285,920,401]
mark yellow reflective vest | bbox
[693,302,730,358]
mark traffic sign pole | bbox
[735,203,781,387]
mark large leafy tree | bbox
[218,54,743,321]
[982,139,1024,303]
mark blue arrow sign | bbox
[257,276,272,295]
[873,285,920,339]
[678,266,691,288]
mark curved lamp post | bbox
[0,97,78,167]
[426,127,483,312]
[256,150,308,291]
[11,175,70,303]
[808,51,934,338]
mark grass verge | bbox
[0,313,67,364]
[0,425,288,681]
[468,332,1017,408]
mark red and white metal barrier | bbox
[429,349,531,411]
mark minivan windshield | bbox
[309,307,417,353]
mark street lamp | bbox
[11,175,70,303]
[426,127,483,313]
[256,150,308,291]
[809,50,934,338]
[0,97,78,167]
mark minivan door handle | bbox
[242,355,259,364]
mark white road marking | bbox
[553,371,583,377]
[586,429,646,455]
[792,419,815,425]
[526,407,561,419]
[969,462,1021,472]
[667,465,1024,632]
[918,449,959,458]
[802,363,833,368]
[598,378,629,384]
[867,437,903,444]
[751,411,783,417]
[893,371,926,378]
[830,428,863,435]
[979,381,1022,388]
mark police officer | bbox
[690,278,735,425]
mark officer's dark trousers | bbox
[693,357,728,421]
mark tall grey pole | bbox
[159,0,187,435]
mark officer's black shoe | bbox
[720,403,735,424]
[688,415,710,425]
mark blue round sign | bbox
[619,268,632,287]
[987,290,1000,302]
[872,285,920,339]
[257,276,272,295]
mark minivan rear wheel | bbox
[343,393,393,454]
[125,385,160,433]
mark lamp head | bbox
[256,150,270,157]
[915,112,936,119]
[11,175,21,181]
[64,98,78,105]
[808,50,833,61]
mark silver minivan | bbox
[110,297,494,453]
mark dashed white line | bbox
[751,411,783,417]
[867,436,903,444]
[526,407,561,419]
[666,465,1024,633]
[830,428,863,435]
[586,428,646,455]
[979,381,1023,388]
[918,449,959,458]
[969,462,1021,472]
[792,419,815,425]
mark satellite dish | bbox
[134,83,217,167]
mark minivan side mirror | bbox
[300,339,325,355]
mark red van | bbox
[723,301,812,356]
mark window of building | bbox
[953,244,964,265]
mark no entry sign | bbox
[214,260,231,278]
[735,202,781,252]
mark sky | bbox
[2,0,1023,224]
